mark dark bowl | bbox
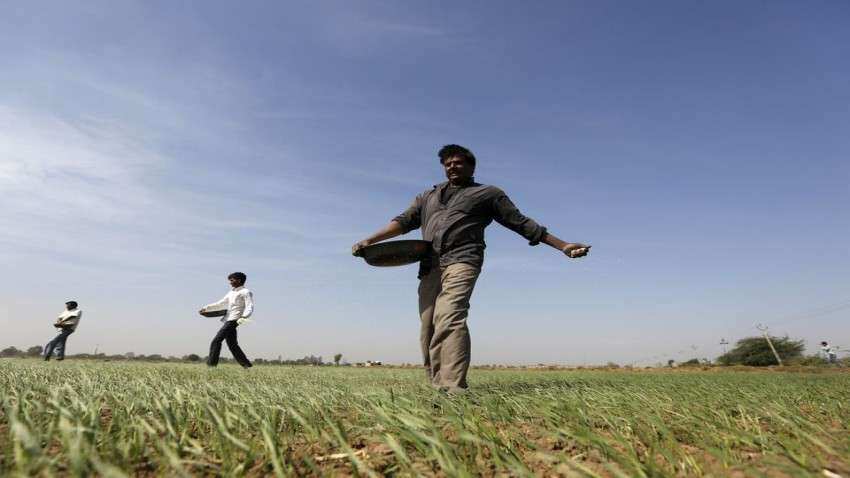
[358,240,431,267]
[200,310,227,318]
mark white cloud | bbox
[0,106,163,223]
[0,99,357,278]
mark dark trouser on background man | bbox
[418,262,481,391]
[208,321,252,368]
[44,328,74,361]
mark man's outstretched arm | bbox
[492,193,590,259]
[199,295,228,314]
[352,194,424,256]
[351,221,405,256]
[541,232,591,258]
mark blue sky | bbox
[1,1,848,365]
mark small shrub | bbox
[718,336,804,366]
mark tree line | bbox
[2,336,843,367]
[0,346,346,366]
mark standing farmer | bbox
[44,300,82,361]
[199,272,254,368]
[820,341,838,364]
[353,144,589,392]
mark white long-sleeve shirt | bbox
[821,344,836,359]
[55,309,82,331]
[203,286,254,324]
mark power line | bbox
[772,299,850,328]
[627,298,850,366]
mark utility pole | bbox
[756,324,783,366]
[720,338,729,354]
[94,344,99,355]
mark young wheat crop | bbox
[1,360,848,476]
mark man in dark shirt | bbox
[353,144,590,392]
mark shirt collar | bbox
[231,286,245,292]
[440,177,475,190]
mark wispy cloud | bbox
[0,83,358,276]
[0,106,163,223]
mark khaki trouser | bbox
[418,262,481,390]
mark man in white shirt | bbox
[199,272,254,368]
[820,341,838,364]
[44,300,82,361]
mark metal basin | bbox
[199,310,227,318]
[357,240,431,267]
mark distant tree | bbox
[718,336,804,366]
[0,346,21,357]
[681,358,701,367]
[184,354,201,362]
[334,353,343,366]
[301,355,322,366]
[26,345,44,357]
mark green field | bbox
[1,360,848,477]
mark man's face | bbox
[65,303,76,310]
[228,277,243,288]
[442,155,474,184]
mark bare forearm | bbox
[362,221,405,245]
[542,232,569,251]
[352,221,406,256]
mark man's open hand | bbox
[562,243,591,259]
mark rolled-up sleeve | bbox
[492,192,548,245]
[392,194,423,233]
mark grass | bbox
[1,359,848,477]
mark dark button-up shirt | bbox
[393,180,547,275]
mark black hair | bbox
[228,272,247,284]
[438,144,476,167]
[65,301,78,309]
